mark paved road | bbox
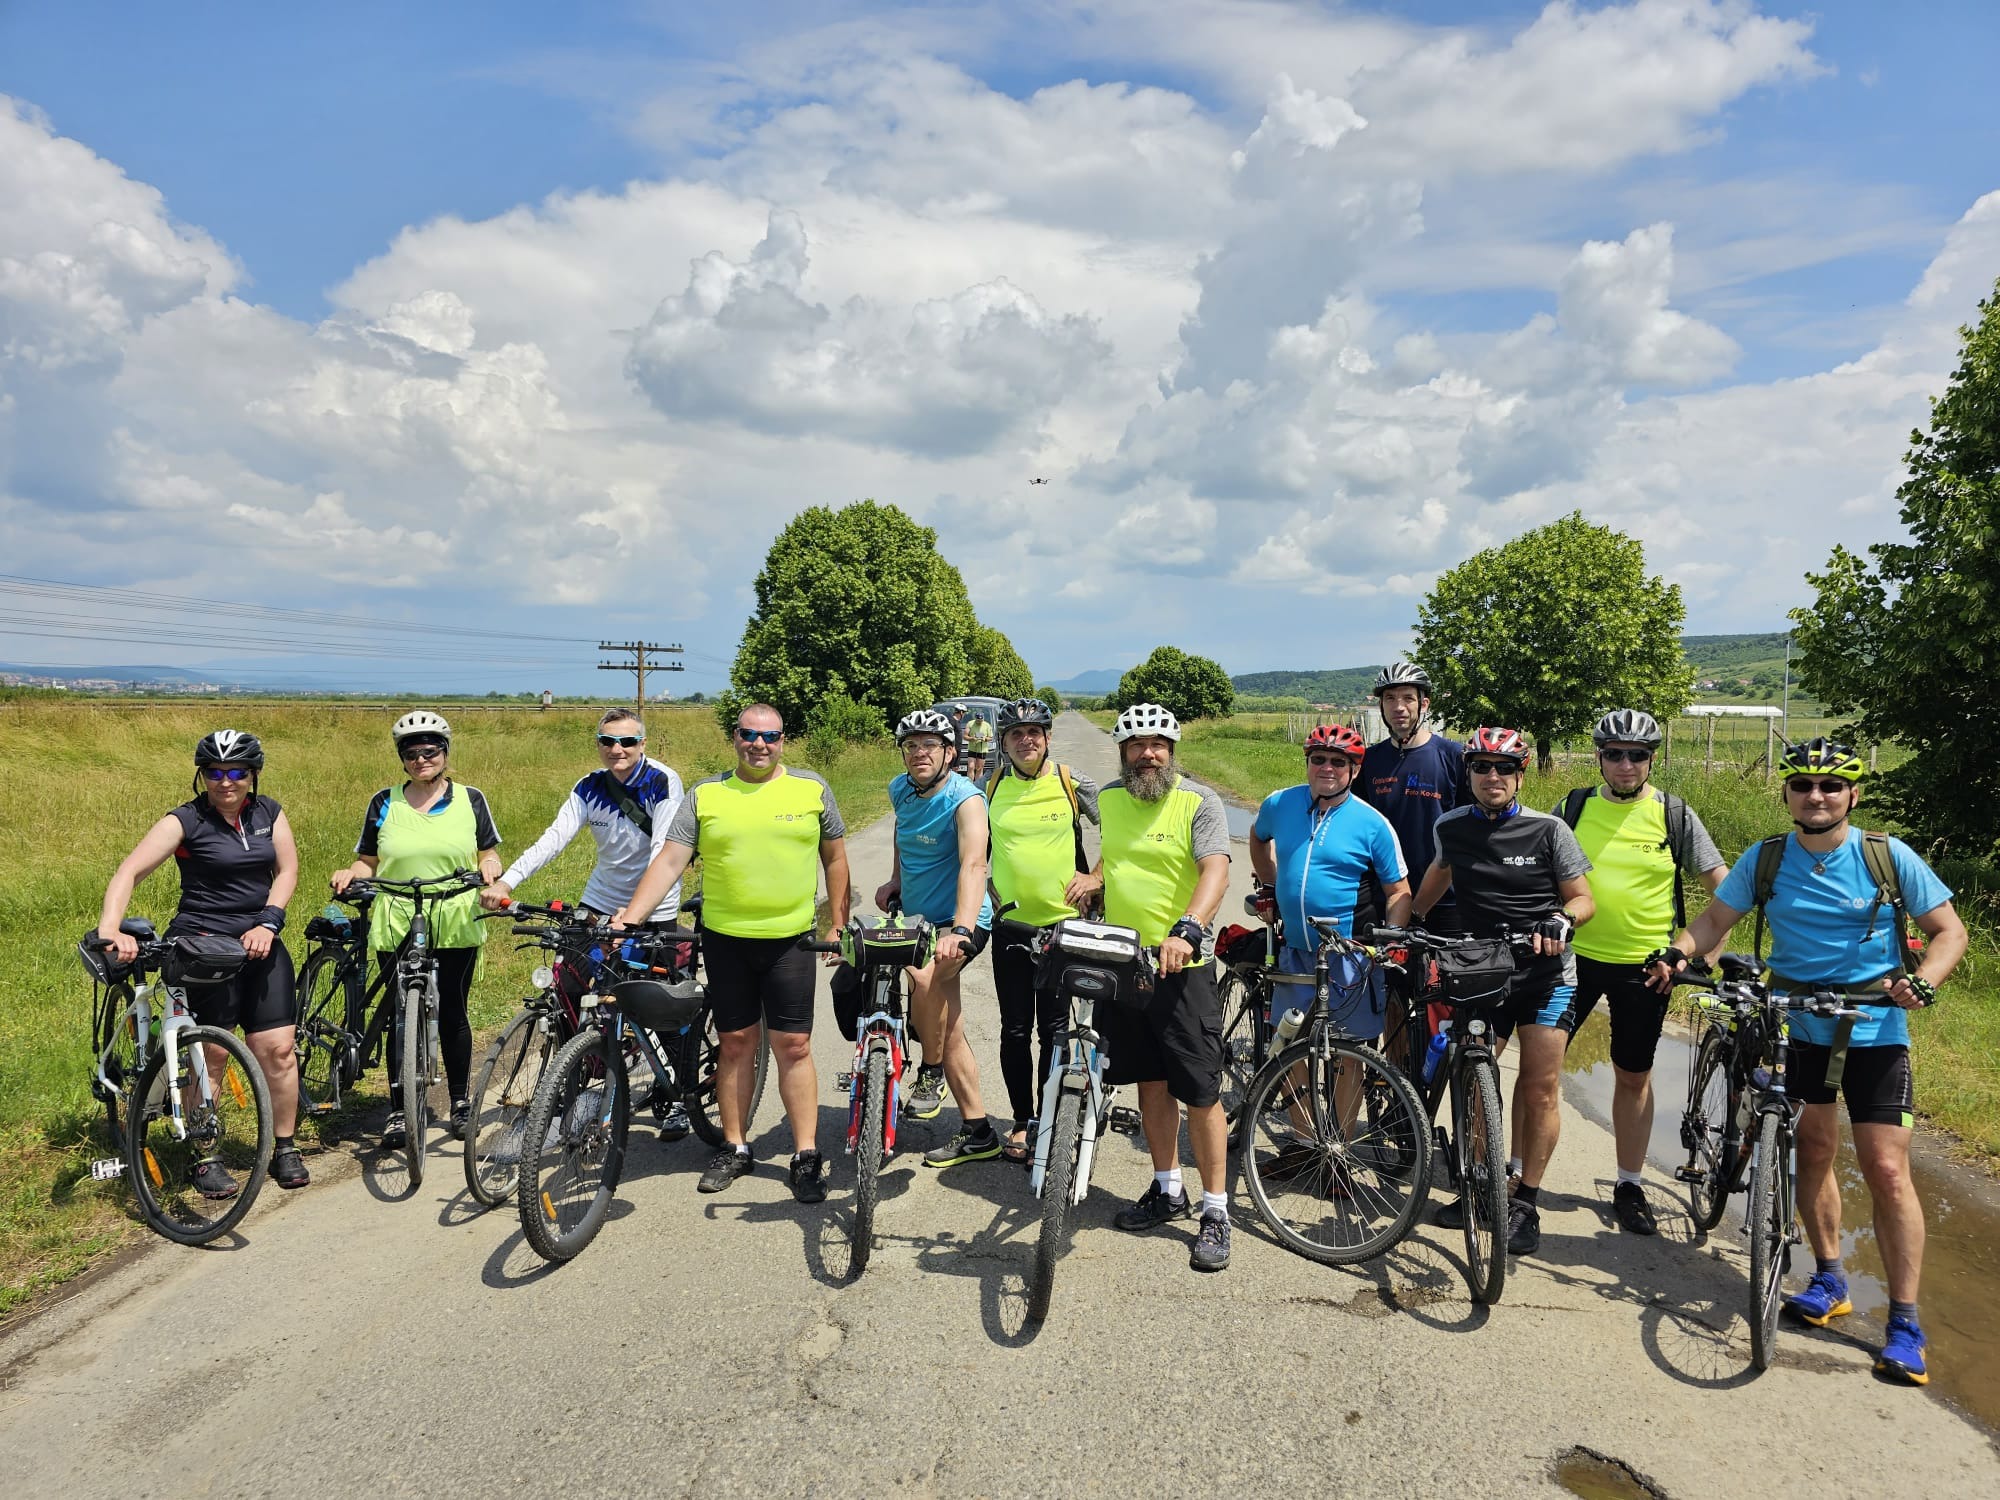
[4,712,1994,1498]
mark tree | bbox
[1033,683,1066,710]
[1413,512,1692,769]
[1111,645,1235,721]
[966,624,1035,700]
[1793,278,2000,856]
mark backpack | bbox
[985,761,1087,874]
[1559,785,1691,933]
[1747,828,1916,975]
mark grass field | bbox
[0,700,900,1314]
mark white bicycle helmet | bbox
[391,709,452,747]
[1112,703,1181,742]
[894,709,958,746]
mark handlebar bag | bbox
[164,933,251,987]
[853,922,932,970]
[77,930,136,986]
[1432,938,1516,1008]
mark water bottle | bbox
[1274,1007,1307,1046]
[1750,1065,1773,1091]
[1421,1025,1451,1086]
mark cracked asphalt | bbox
[2,713,1994,1498]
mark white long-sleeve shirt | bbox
[501,757,686,918]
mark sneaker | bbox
[659,1102,691,1142]
[1612,1181,1658,1236]
[904,1067,949,1121]
[1190,1211,1232,1272]
[1875,1316,1929,1385]
[1506,1197,1541,1255]
[191,1159,240,1200]
[1433,1196,1466,1229]
[697,1147,753,1194]
[1784,1271,1853,1327]
[788,1150,828,1204]
[380,1111,408,1152]
[450,1099,472,1140]
[1114,1181,1193,1232]
[923,1127,1003,1168]
[271,1146,310,1190]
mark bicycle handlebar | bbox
[1667,968,1901,1018]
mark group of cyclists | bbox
[93,664,1969,1387]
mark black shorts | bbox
[1100,960,1223,1108]
[1786,1042,1915,1127]
[1487,956,1578,1043]
[186,942,298,1035]
[704,929,816,1035]
[1569,955,1671,1073]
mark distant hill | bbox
[1231,667,1382,703]
[1045,668,1125,694]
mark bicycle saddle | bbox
[613,977,705,1032]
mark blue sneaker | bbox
[1875,1316,1929,1385]
[1783,1271,1852,1327]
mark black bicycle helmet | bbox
[1592,709,1663,748]
[996,697,1054,735]
[194,729,264,770]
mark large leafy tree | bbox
[967,624,1035,700]
[1414,511,1692,768]
[1793,278,2000,856]
[1112,645,1235,721]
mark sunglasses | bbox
[201,767,251,783]
[735,727,783,745]
[1786,777,1852,796]
[1598,748,1652,764]
[597,734,643,748]
[401,744,446,762]
[1306,753,1356,769]
[1466,759,1522,777]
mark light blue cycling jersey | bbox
[1252,785,1407,958]
[890,771,995,929]
[1713,829,1951,1047]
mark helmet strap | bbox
[1599,777,1648,803]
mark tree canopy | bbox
[1793,277,2000,855]
[1111,645,1235,721]
[1413,511,1692,768]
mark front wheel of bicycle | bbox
[398,984,430,1187]
[688,1012,769,1148]
[95,982,140,1144]
[1456,1052,1508,1305]
[126,1024,273,1245]
[518,1026,630,1263]
[1683,1026,1735,1231]
[1747,1110,1785,1371]
[1027,1084,1085,1322]
[1217,967,1268,1131]
[1240,1036,1431,1266]
[849,1046,889,1278]
[293,951,356,1129]
[464,1005,555,1207]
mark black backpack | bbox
[1558,786,1692,933]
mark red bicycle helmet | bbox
[1303,724,1366,761]
[1464,726,1530,765]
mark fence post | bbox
[1704,714,1715,775]
[1766,716,1775,781]
[1870,743,1878,772]
[1663,718,1672,767]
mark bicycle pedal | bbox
[89,1157,125,1182]
[834,1072,853,1090]
[1674,1165,1705,1183]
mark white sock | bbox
[1201,1190,1229,1221]
[1507,1157,1523,1177]
[1157,1168,1183,1198]
[1617,1168,1643,1187]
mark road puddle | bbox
[1551,1447,1666,1499]
[1564,1010,2000,1431]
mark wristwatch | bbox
[949,924,975,940]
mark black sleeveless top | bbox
[167,795,283,939]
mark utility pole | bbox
[597,641,684,715]
[1782,632,1792,741]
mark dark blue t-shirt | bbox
[1360,735,1467,906]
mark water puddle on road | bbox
[1223,800,1255,841]
[1563,1011,2000,1431]
[1551,1447,1666,1500]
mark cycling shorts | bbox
[1786,1042,1915,1127]
[1490,956,1576,1042]
[1568,956,1671,1073]
[187,942,297,1034]
[704,929,816,1035]
[1100,960,1223,1108]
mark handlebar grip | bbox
[798,939,841,954]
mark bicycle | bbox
[1670,955,1885,1371]
[1215,892,1281,1129]
[515,924,707,1262]
[78,924,274,1245]
[1236,918,1430,1267]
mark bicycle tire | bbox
[399,982,433,1186]
[1240,1036,1431,1266]
[97,982,140,1144]
[1683,1026,1735,1231]
[1027,1085,1085,1322]
[689,1013,769,1148]
[518,1026,629,1262]
[850,1046,888,1276]
[463,1005,554,1207]
[125,1024,273,1245]
[1747,1110,1785,1371]
[1457,1052,1507,1304]
[294,950,356,1128]
[1217,967,1268,1127]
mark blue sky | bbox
[2,2,1996,694]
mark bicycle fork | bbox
[843,1022,907,1153]
[1030,1040,1105,1203]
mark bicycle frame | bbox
[1029,986,1109,1204]
[87,952,221,1181]
[845,962,909,1155]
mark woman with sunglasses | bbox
[97,730,309,1192]
[331,710,503,1149]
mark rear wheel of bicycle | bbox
[1240,1036,1431,1265]
[849,1047,888,1277]
[398,984,430,1187]
[294,952,356,1130]
[1217,967,1268,1131]
[1027,1085,1085,1322]
[1747,1110,1785,1371]
[1683,1026,1735,1231]
[464,1005,555,1207]
[689,1011,768,1148]
[126,1024,273,1245]
[1456,1052,1508,1305]
[518,1026,630,1262]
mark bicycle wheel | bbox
[1217,968,1268,1128]
[1241,1036,1431,1265]
[464,1005,554,1207]
[125,1024,273,1245]
[1682,1026,1736,1231]
[1746,1110,1785,1371]
[96,983,140,1143]
[518,1026,630,1262]
[1456,1052,1508,1304]
[294,951,356,1127]
[1027,1085,1085,1322]
[689,1011,769,1148]
[850,1047,888,1277]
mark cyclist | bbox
[875,709,1001,1167]
[329,711,504,1150]
[1412,726,1594,1256]
[616,703,851,1204]
[1645,738,1966,1386]
[1095,704,1235,1272]
[97,730,309,1192]
[1361,662,1468,933]
[481,706,690,1134]
[982,697,1101,1161]
[1557,709,1727,1236]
